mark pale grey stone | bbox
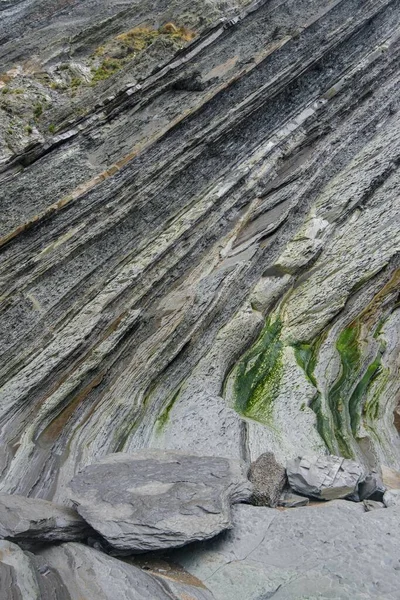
[68,450,252,552]
[286,455,365,500]
[249,452,287,507]
[0,493,89,543]
[170,501,400,599]
[383,488,400,507]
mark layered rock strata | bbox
[0,0,399,510]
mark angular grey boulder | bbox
[249,452,286,507]
[68,450,252,552]
[286,455,365,500]
[358,472,385,501]
[0,493,90,543]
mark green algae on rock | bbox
[227,316,283,426]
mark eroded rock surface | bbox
[0,493,89,544]
[68,450,252,551]
[249,452,286,507]
[0,0,399,529]
[170,501,400,600]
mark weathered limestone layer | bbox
[0,0,399,503]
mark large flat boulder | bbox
[68,450,252,552]
[286,455,365,500]
[169,501,400,599]
[0,493,90,543]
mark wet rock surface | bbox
[68,450,252,552]
[0,493,90,543]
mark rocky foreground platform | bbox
[1,0,400,597]
[1,450,400,599]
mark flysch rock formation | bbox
[1,0,400,503]
[1,0,400,597]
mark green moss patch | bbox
[231,316,283,425]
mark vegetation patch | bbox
[156,388,181,432]
[231,316,283,425]
[91,58,123,83]
[293,333,336,453]
[90,23,196,83]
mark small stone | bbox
[279,491,309,508]
[383,489,400,507]
[249,452,287,507]
[363,499,385,511]
[358,472,385,501]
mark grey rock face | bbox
[170,501,400,600]
[0,540,71,600]
[286,455,365,500]
[0,540,215,600]
[249,452,286,507]
[383,489,400,508]
[38,542,215,600]
[68,450,252,552]
[0,493,89,543]
[0,0,400,504]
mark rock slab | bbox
[286,455,365,500]
[249,452,287,507]
[68,450,252,552]
[170,501,400,599]
[0,540,215,600]
[0,493,89,543]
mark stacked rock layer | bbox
[0,0,399,506]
